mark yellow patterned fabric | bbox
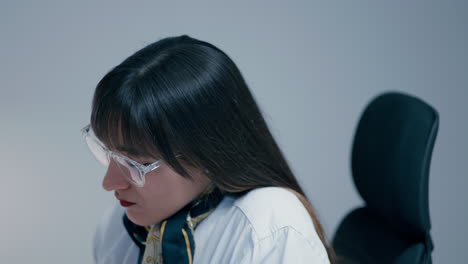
[140,184,221,264]
[141,221,165,264]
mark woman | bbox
[83,34,334,264]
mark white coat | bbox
[93,186,331,264]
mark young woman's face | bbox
[102,154,212,226]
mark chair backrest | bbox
[333,91,439,263]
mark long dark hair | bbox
[90,34,335,262]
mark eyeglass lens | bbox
[85,135,144,186]
[112,155,143,185]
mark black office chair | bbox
[332,92,439,264]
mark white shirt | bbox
[93,186,331,264]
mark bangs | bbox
[90,71,165,159]
[91,108,159,159]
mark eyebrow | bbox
[115,146,144,157]
[115,145,161,160]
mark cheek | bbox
[138,166,199,222]
[144,166,192,199]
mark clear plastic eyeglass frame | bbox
[80,124,164,188]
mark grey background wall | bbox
[1,1,466,263]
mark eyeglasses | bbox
[80,124,164,188]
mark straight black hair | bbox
[90,34,335,262]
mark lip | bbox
[119,200,136,207]
[115,193,136,207]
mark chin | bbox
[126,211,159,227]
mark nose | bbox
[102,159,131,191]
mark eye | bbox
[123,159,137,168]
[136,159,155,166]
[123,155,150,166]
